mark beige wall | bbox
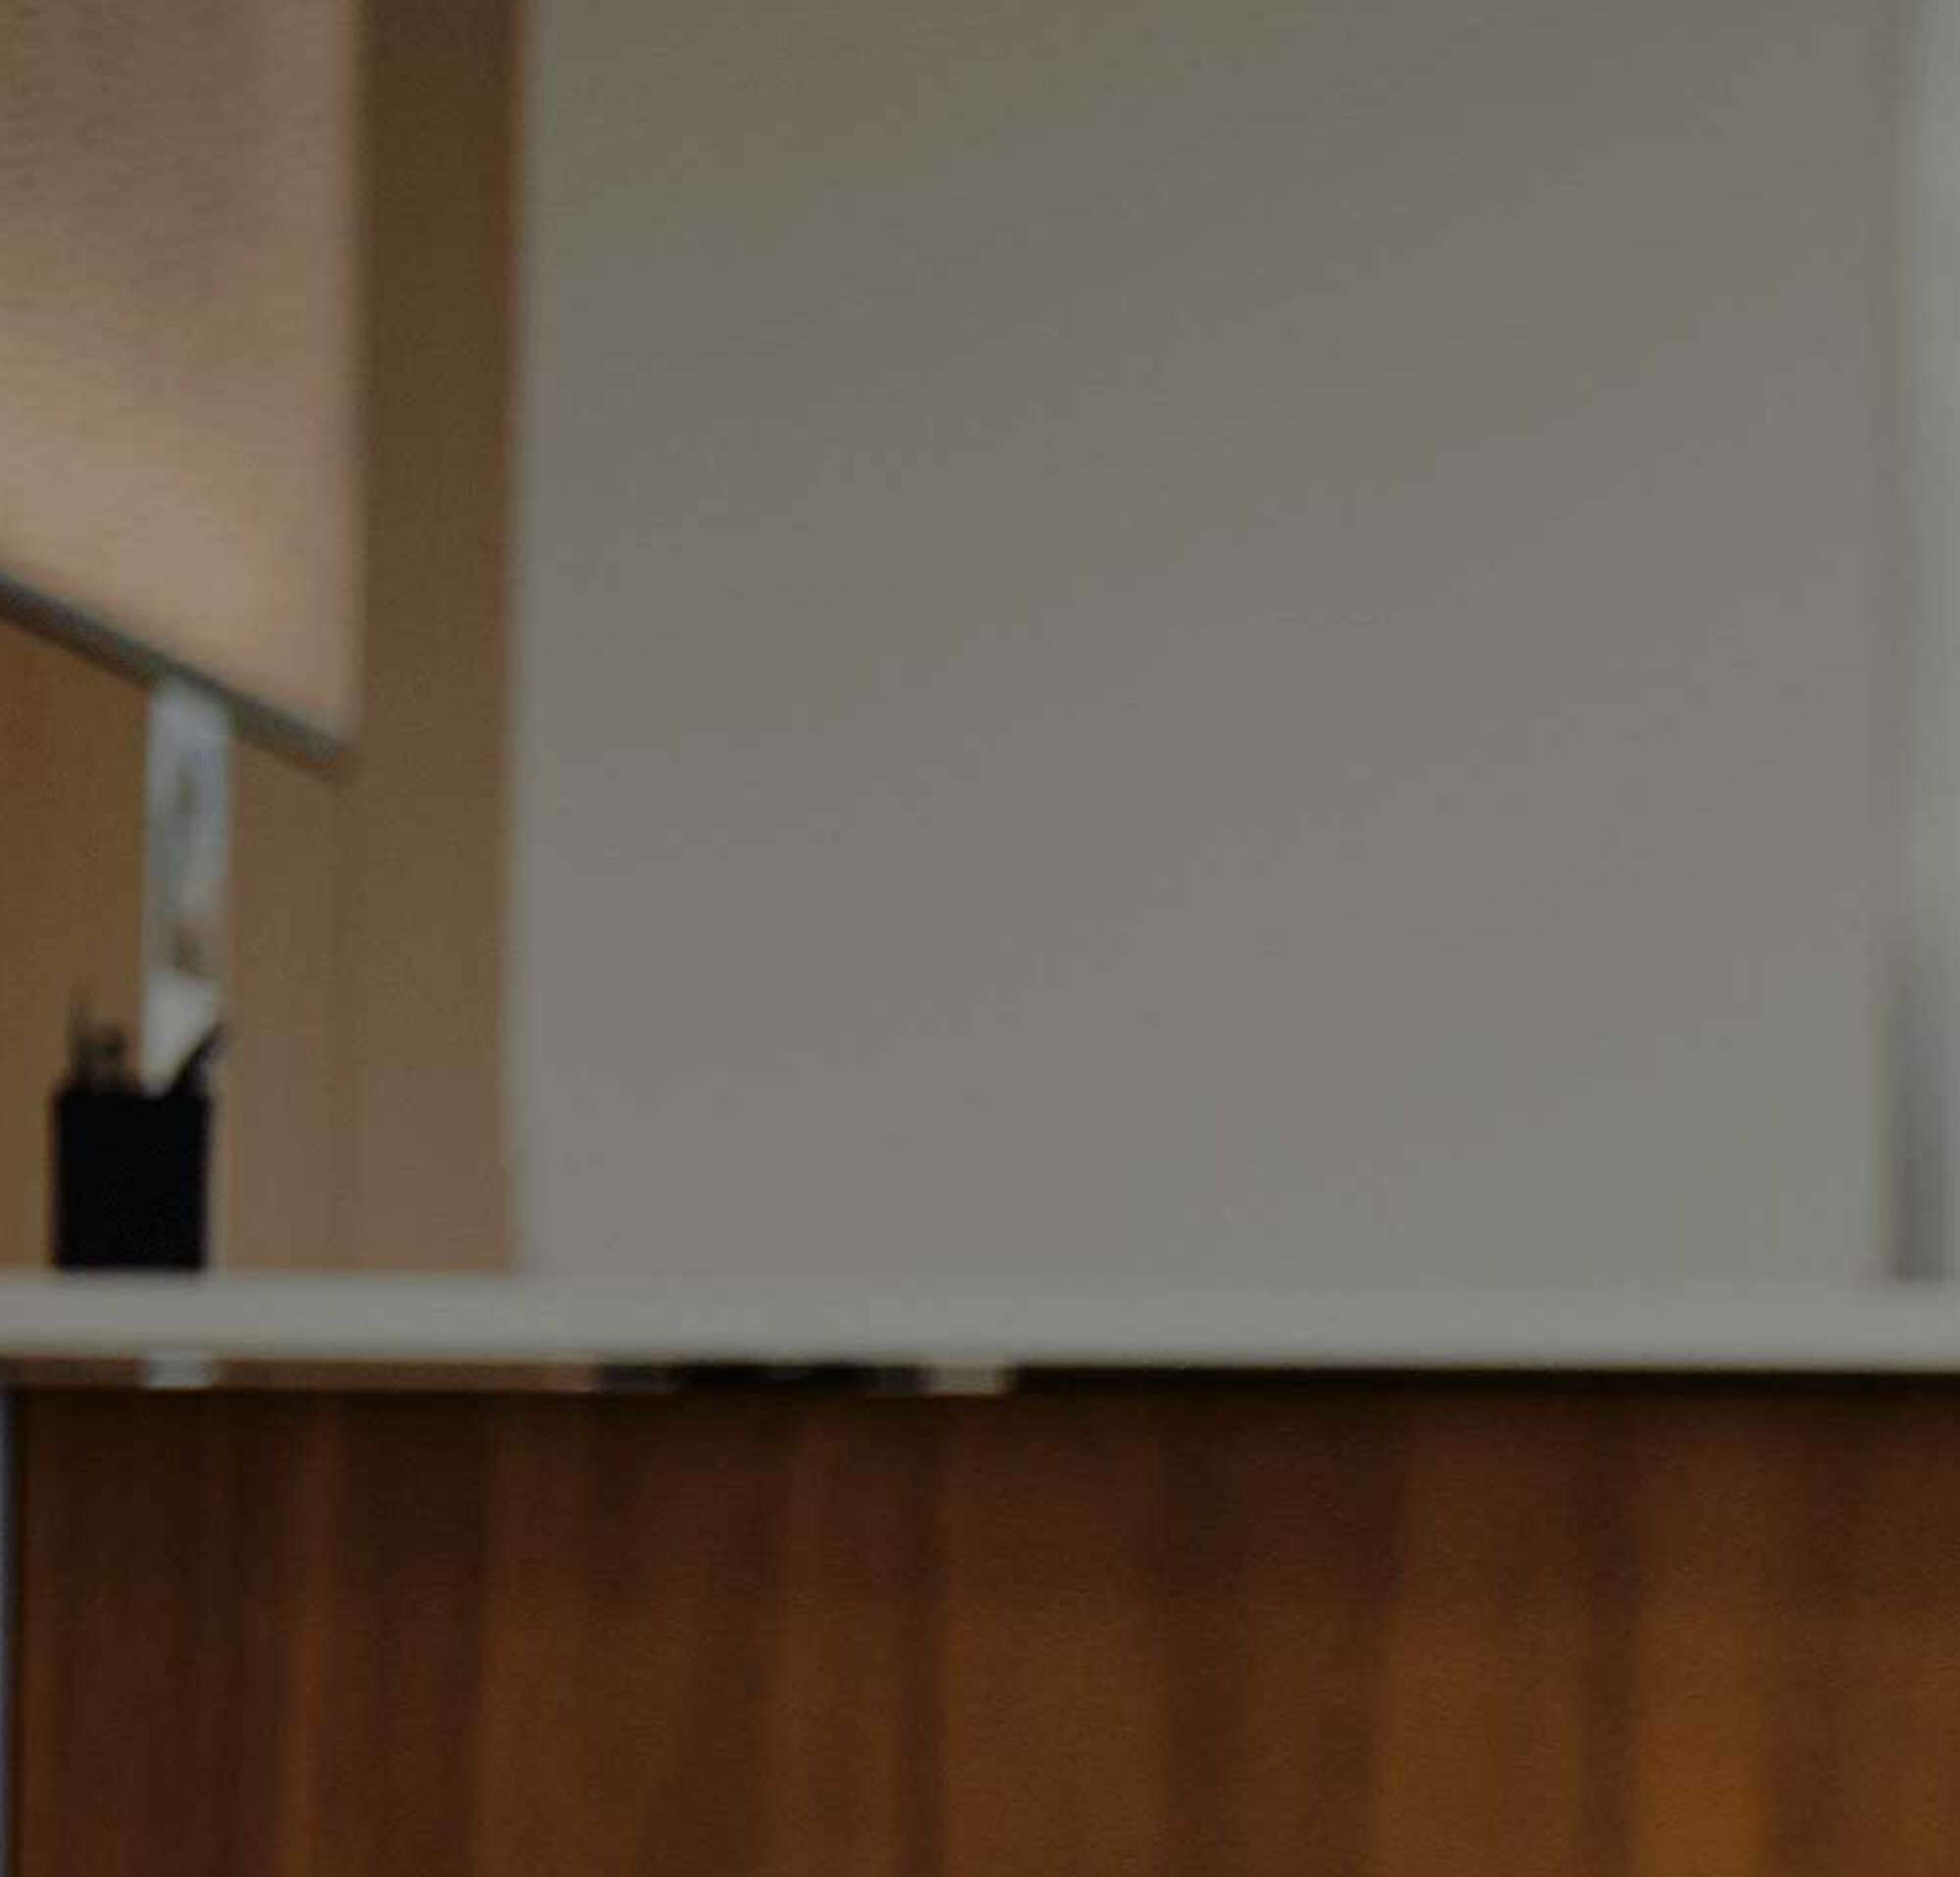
[514,0,1896,1284]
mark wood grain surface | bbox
[16,1382,1960,1874]
[0,632,147,1267]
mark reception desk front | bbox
[3,1276,1957,1873]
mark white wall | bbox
[514,0,1895,1286]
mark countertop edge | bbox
[0,1274,1958,1375]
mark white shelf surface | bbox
[2,1275,1960,1372]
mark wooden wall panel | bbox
[470,1401,937,1873]
[222,741,341,1270]
[1369,1394,1613,1875]
[12,1393,318,1874]
[332,0,513,1270]
[1621,1397,1842,1875]
[22,1383,1960,1875]
[0,632,146,1266]
[1153,1393,1400,1873]
[753,1403,940,1875]
[298,1403,499,1873]
[938,1397,1175,1874]
[1829,1393,1960,1873]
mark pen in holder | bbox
[53,1013,220,1271]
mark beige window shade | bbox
[0,0,361,746]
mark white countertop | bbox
[2,1274,1960,1373]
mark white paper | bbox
[141,683,229,1088]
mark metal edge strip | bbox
[0,571,347,769]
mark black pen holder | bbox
[52,1085,211,1270]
